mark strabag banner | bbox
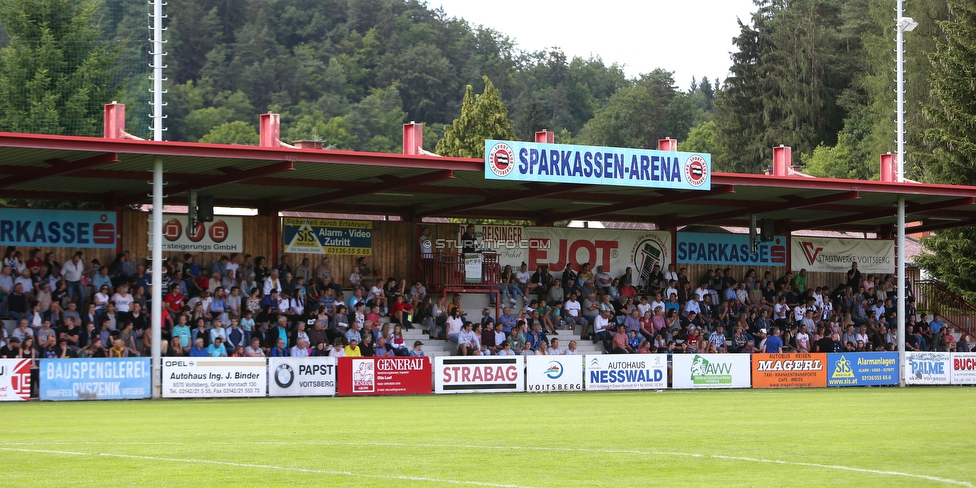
[39,358,151,401]
[827,353,899,387]
[283,218,372,255]
[158,214,243,253]
[485,140,711,190]
[905,351,951,385]
[584,354,667,391]
[677,232,787,267]
[162,358,267,398]
[950,353,976,385]
[443,224,671,291]
[0,359,31,401]
[672,354,751,389]
[752,353,828,388]
[268,357,336,397]
[337,356,431,396]
[435,356,524,394]
[0,208,117,248]
[525,355,584,392]
[791,237,894,274]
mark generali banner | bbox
[446,225,671,289]
[790,237,894,274]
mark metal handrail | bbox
[913,280,975,338]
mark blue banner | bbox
[485,140,711,190]
[676,233,787,266]
[827,353,899,387]
[0,208,117,248]
[40,358,151,401]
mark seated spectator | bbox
[188,338,207,357]
[290,338,311,357]
[207,337,228,357]
[457,321,479,356]
[409,340,426,356]
[611,325,632,354]
[269,338,289,357]
[245,337,265,357]
[330,338,347,357]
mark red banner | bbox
[336,357,431,396]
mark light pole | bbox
[895,1,917,387]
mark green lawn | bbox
[2,388,974,487]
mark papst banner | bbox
[0,359,31,401]
[791,237,894,274]
[442,225,671,290]
[157,214,243,253]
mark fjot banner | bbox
[442,224,671,291]
[791,237,894,274]
[0,359,31,401]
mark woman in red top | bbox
[390,294,415,329]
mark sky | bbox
[433,0,758,90]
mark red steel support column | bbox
[259,112,281,148]
[773,146,792,176]
[535,130,555,143]
[880,153,897,182]
[403,122,423,155]
[658,138,677,151]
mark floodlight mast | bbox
[895,0,914,388]
[149,0,167,399]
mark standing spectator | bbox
[763,327,784,353]
[61,251,86,306]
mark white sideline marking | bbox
[5,441,973,487]
[0,447,531,488]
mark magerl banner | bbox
[752,353,828,388]
[791,237,894,274]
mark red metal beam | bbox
[910,218,976,234]
[693,191,860,224]
[0,132,483,172]
[162,161,294,196]
[798,197,975,230]
[278,170,455,211]
[417,183,589,217]
[712,172,976,197]
[551,186,736,222]
[0,153,118,189]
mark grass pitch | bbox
[2,388,974,487]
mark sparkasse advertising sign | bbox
[672,354,751,389]
[525,355,584,392]
[268,357,336,397]
[435,356,524,394]
[337,356,431,396]
[584,354,667,391]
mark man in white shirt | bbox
[649,292,665,316]
[547,337,563,355]
[664,264,679,283]
[0,265,13,315]
[563,293,585,328]
[795,324,811,353]
[62,251,86,306]
[592,309,614,352]
[263,269,282,296]
[684,293,701,317]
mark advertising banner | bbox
[584,354,667,391]
[0,359,31,401]
[525,355,584,392]
[435,356,524,394]
[283,218,372,255]
[39,358,151,401]
[905,351,951,385]
[826,353,899,387]
[162,357,267,398]
[677,232,787,266]
[485,140,711,190]
[752,353,828,388]
[672,354,751,389]
[950,353,976,385]
[791,237,894,274]
[337,356,432,396]
[158,214,243,253]
[268,357,336,397]
[0,208,117,248]
[464,253,482,283]
[442,225,672,291]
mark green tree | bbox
[199,120,259,145]
[0,0,122,136]
[435,75,515,158]
[915,0,976,298]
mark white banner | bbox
[950,353,976,385]
[791,237,894,274]
[672,354,752,389]
[0,359,31,401]
[268,357,336,397]
[157,214,243,253]
[163,357,267,398]
[435,356,524,394]
[448,225,671,289]
[905,351,951,385]
[584,354,667,391]
[525,355,584,392]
